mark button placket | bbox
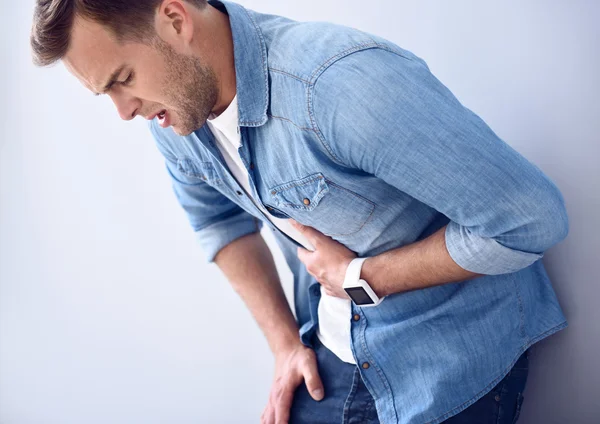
[351,307,376,383]
[237,137,267,210]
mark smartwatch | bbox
[343,257,384,307]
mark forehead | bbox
[63,17,142,92]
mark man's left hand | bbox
[290,219,357,299]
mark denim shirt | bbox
[148,1,569,423]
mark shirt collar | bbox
[208,1,269,128]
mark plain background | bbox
[1,0,598,423]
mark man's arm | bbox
[213,232,325,424]
[158,166,325,423]
[148,121,324,423]
[292,221,483,299]
[292,219,481,299]
[213,231,300,356]
[310,45,569,282]
[361,224,482,297]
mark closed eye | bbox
[94,69,134,96]
[121,72,134,86]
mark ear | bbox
[154,0,195,52]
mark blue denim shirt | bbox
[148,1,569,423]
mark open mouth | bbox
[157,109,170,128]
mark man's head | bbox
[31,0,223,136]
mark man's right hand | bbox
[213,233,323,423]
[260,341,325,424]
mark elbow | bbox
[550,201,569,246]
[533,184,570,250]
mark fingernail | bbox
[313,389,324,400]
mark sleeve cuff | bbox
[445,221,543,275]
[195,212,263,263]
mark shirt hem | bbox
[420,320,568,424]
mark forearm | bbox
[362,224,483,297]
[213,231,300,356]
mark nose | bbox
[109,91,141,121]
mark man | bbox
[31,1,569,423]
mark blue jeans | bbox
[290,335,529,424]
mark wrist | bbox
[338,256,355,283]
[360,256,386,297]
[271,331,303,358]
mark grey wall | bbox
[1,1,598,423]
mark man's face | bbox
[64,16,219,136]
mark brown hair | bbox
[31,0,208,66]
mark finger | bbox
[290,219,321,247]
[274,382,296,424]
[296,246,313,265]
[266,379,283,424]
[303,355,325,401]
[262,392,276,424]
[261,403,273,424]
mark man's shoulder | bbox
[249,8,391,83]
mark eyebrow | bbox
[95,64,127,96]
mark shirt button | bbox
[353,314,360,321]
[362,362,370,369]
[236,190,243,196]
[495,394,501,402]
[250,162,255,170]
[303,198,311,206]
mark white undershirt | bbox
[206,95,355,364]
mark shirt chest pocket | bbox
[268,172,375,236]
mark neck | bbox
[194,4,236,117]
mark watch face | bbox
[344,287,375,305]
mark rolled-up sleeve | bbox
[164,160,262,263]
[312,46,568,275]
[150,123,262,263]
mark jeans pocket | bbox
[512,392,525,424]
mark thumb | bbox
[290,219,320,247]
[303,361,325,401]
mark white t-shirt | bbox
[206,95,356,364]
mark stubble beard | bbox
[153,38,219,136]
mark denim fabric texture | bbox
[148,1,569,422]
[290,336,529,423]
